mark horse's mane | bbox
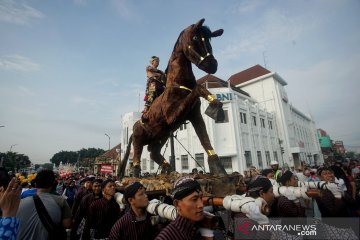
[200,25,212,38]
[164,30,185,75]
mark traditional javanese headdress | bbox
[124,182,144,203]
[150,56,159,63]
[278,170,294,186]
[171,176,201,200]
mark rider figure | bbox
[143,56,165,114]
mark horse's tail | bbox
[117,134,133,179]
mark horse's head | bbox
[180,18,223,74]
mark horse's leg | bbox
[132,122,146,177]
[165,85,223,125]
[188,103,227,176]
[195,84,223,108]
[148,138,170,174]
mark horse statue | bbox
[118,18,228,178]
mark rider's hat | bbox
[150,56,159,63]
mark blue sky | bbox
[1,0,359,164]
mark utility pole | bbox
[169,132,175,172]
[105,133,110,151]
[10,144,18,152]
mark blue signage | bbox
[216,93,233,102]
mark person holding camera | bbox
[109,182,157,240]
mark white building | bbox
[229,65,323,169]
[121,65,323,175]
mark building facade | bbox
[229,65,323,169]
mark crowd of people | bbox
[0,157,359,240]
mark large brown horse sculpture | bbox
[118,19,228,178]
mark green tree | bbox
[50,148,105,166]
[345,151,355,158]
[42,163,54,170]
[50,151,78,166]
[0,151,32,171]
[78,148,105,159]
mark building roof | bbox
[96,143,121,161]
[197,74,250,97]
[228,65,271,85]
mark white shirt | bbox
[335,177,347,194]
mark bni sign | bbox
[216,93,233,102]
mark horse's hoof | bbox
[161,163,171,175]
[133,165,141,178]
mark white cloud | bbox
[0,0,44,25]
[0,54,40,72]
[219,10,309,61]
[71,95,96,106]
[110,0,139,20]
[17,85,35,96]
[232,0,265,14]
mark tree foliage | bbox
[345,151,355,158]
[50,148,105,166]
[0,151,32,172]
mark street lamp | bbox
[10,144,18,152]
[105,133,110,151]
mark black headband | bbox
[248,176,273,193]
[172,177,201,200]
[124,182,144,203]
[279,170,294,185]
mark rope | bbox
[173,131,206,173]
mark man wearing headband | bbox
[109,182,156,240]
[155,176,213,240]
[71,175,95,218]
[276,170,306,217]
[82,179,122,240]
[71,179,103,240]
[276,170,306,236]
[142,56,165,116]
[314,167,348,218]
[231,176,272,239]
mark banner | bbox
[100,164,113,173]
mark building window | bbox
[240,112,247,124]
[252,116,257,126]
[245,151,252,168]
[268,120,273,129]
[273,151,278,162]
[195,153,204,168]
[142,158,147,170]
[265,151,271,166]
[150,160,154,170]
[181,155,189,170]
[179,123,187,131]
[260,118,265,128]
[257,151,263,168]
[220,157,232,170]
[215,110,229,123]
